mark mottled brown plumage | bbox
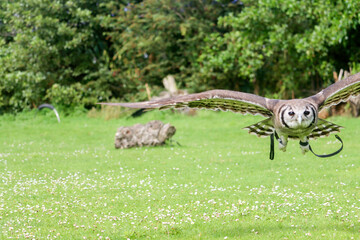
[99,72,360,155]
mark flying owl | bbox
[99,72,360,158]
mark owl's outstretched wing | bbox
[99,90,278,117]
[308,119,343,140]
[243,118,274,138]
[308,72,360,110]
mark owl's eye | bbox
[288,111,295,116]
[304,110,310,116]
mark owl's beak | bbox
[298,115,302,124]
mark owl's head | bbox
[282,103,316,129]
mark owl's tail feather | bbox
[243,118,274,138]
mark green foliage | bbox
[0,0,113,112]
[101,0,242,100]
[198,0,360,98]
[1,0,360,112]
[0,0,241,112]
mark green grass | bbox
[1,110,360,239]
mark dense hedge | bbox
[0,0,360,113]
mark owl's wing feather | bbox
[99,90,277,117]
[243,118,274,138]
[308,119,343,140]
[309,72,360,110]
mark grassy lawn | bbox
[0,110,360,239]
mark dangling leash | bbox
[307,135,343,158]
[270,132,281,160]
[270,133,275,160]
[269,132,281,160]
[269,133,343,160]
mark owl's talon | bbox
[278,137,288,152]
[278,141,287,152]
[299,140,309,155]
[301,146,310,155]
[279,144,287,152]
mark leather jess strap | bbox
[307,135,343,158]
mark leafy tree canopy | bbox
[198,0,360,98]
[0,0,359,113]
